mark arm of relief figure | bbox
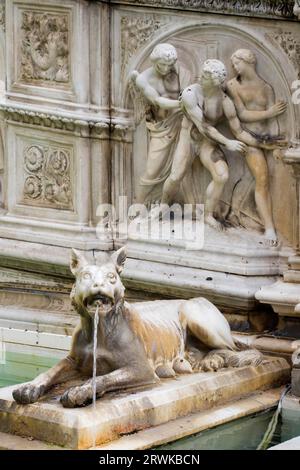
[180,84,247,154]
[134,71,180,111]
[222,94,287,150]
[226,80,286,124]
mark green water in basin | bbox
[157,408,300,450]
[0,351,59,388]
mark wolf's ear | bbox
[70,249,89,276]
[111,246,127,274]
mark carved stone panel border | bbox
[110,0,296,20]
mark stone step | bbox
[0,357,290,449]
[0,388,284,450]
[94,388,284,450]
[0,431,64,450]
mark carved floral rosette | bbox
[23,144,73,210]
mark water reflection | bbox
[157,409,300,450]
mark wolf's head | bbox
[70,247,127,318]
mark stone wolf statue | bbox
[13,247,263,408]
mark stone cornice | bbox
[0,104,135,142]
[0,104,110,139]
[108,0,296,20]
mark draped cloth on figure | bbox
[141,110,183,186]
[140,65,202,205]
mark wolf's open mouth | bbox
[85,294,113,308]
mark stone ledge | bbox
[0,431,64,451]
[95,388,284,450]
[0,357,290,449]
[0,388,284,450]
[256,280,300,316]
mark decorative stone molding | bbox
[268,32,300,76]
[22,144,73,210]
[0,105,110,139]
[121,15,167,75]
[111,0,295,19]
[111,123,134,142]
[20,11,70,84]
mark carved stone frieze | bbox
[20,11,70,84]
[22,144,73,210]
[112,0,295,19]
[268,31,300,76]
[0,106,110,139]
[121,15,167,74]
[111,123,134,142]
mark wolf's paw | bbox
[201,354,225,372]
[13,382,46,404]
[60,385,92,408]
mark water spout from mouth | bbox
[92,304,99,447]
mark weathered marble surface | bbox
[0,357,290,449]
[0,0,299,328]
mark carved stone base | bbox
[106,225,293,312]
[124,224,292,276]
[0,357,290,449]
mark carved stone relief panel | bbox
[5,0,87,102]
[22,143,73,210]
[19,10,70,86]
[128,23,296,246]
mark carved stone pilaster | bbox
[256,145,300,316]
[284,145,300,251]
